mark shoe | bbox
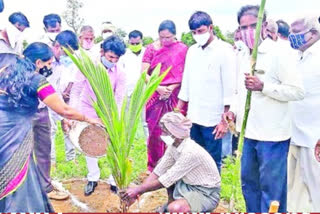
[84,181,98,196]
[47,188,69,200]
[110,184,118,193]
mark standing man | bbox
[71,36,126,196]
[119,30,148,138]
[39,14,62,46]
[0,11,29,67]
[78,25,100,61]
[176,11,236,172]
[287,17,320,212]
[226,5,305,212]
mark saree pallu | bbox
[144,42,188,171]
[0,73,54,212]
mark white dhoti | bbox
[288,145,320,212]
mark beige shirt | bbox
[231,38,305,141]
[154,138,221,188]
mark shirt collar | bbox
[258,38,276,54]
[300,40,320,58]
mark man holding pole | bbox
[225,5,304,212]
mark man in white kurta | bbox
[287,17,320,212]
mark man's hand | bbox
[121,187,140,206]
[223,111,236,122]
[315,140,320,162]
[245,73,264,91]
[213,119,228,140]
[62,119,74,132]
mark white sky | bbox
[1,0,319,41]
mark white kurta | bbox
[288,40,320,212]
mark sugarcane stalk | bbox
[229,0,267,211]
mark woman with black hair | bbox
[0,42,99,212]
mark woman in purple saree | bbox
[142,20,188,171]
[0,43,98,212]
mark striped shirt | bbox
[154,138,221,188]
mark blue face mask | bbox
[288,33,308,49]
[101,56,115,69]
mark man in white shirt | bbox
[0,12,29,68]
[78,25,100,61]
[287,17,320,212]
[39,14,62,47]
[119,30,148,138]
[225,5,305,212]
[176,11,236,173]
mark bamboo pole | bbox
[229,1,267,211]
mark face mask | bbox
[82,40,94,50]
[240,28,256,50]
[39,66,53,77]
[48,32,59,41]
[101,56,115,69]
[6,24,23,48]
[128,43,142,53]
[288,33,308,50]
[160,135,175,146]
[193,31,211,46]
[102,32,113,40]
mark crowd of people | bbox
[0,0,320,212]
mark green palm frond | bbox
[65,48,169,189]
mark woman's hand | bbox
[84,117,105,127]
[157,86,172,100]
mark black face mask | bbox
[39,66,53,77]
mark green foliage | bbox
[62,0,84,35]
[181,32,196,47]
[221,157,246,212]
[142,36,154,46]
[64,48,168,190]
[94,36,103,44]
[115,28,127,39]
[213,26,234,45]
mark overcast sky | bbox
[1,0,319,41]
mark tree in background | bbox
[181,32,196,47]
[213,25,234,44]
[142,36,154,46]
[62,0,84,35]
[115,28,127,39]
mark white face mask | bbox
[102,32,113,40]
[47,32,59,41]
[193,32,211,46]
[6,24,23,49]
[160,135,175,146]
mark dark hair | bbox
[158,20,176,35]
[128,30,143,39]
[188,11,213,30]
[43,14,61,29]
[276,20,290,38]
[23,42,53,64]
[0,58,37,108]
[55,30,79,51]
[0,0,4,13]
[237,5,267,24]
[9,12,30,27]
[102,35,126,57]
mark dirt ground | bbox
[51,179,228,213]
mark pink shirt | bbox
[70,64,126,119]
